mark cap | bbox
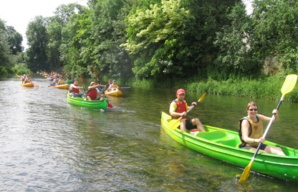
[113,79,116,82]
[176,89,185,95]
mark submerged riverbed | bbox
[0,75,297,191]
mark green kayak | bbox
[161,112,298,182]
[67,92,108,110]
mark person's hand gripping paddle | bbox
[238,74,298,182]
[169,92,206,130]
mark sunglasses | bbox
[249,108,258,111]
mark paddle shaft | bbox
[250,98,283,162]
[176,102,197,120]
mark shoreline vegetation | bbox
[130,74,298,103]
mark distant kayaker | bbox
[58,76,64,85]
[108,80,119,92]
[21,74,26,83]
[105,79,112,90]
[239,101,285,155]
[23,74,32,83]
[169,89,206,132]
[69,78,85,98]
[66,75,74,84]
[52,76,59,85]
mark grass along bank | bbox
[131,74,298,103]
[187,75,298,103]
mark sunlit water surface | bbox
[0,76,297,191]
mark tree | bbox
[122,0,191,79]
[250,0,297,72]
[213,2,260,78]
[89,0,135,81]
[47,3,86,71]
[6,26,23,54]
[0,19,11,68]
[26,16,48,72]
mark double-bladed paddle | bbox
[238,74,298,182]
[169,92,207,130]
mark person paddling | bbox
[87,82,103,100]
[169,89,206,132]
[69,78,85,98]
[239,101,285,155]
[108,80,119,92]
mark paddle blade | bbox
[61,72,66,78]
[92,65,98,79]
[168,118,181,130]
[80,75,84,83]
[198,92,207,103]
[35,85,39,87]
[239,161,253,182]
[281,74,297,98]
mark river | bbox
[0,75,297,191]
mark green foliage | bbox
[11,63,32,75]
[186,74,298,102]
[89,0,134,81]
[213,2,260,76]
[25,16,48,72]
[123,0,192,79]
[250,0,297,72]
[6,26,23,54]
[0,19,13,68]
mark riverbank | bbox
[131,74,298,103]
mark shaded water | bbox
[0,75,297,191]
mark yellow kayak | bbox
[21,83,34,87]
[105,89,122,96]
[50,84,69,89]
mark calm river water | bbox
[0,75,297,191]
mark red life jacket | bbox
[88,89,97,100]
[71,83,80,93]
[173,100,187,119]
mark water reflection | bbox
[0,76,297,191]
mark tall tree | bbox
[47,3,86,71]
[213,2,259,78]
[250,0,297,72]
[6,26,23,54]
[0,19,11,68]
[89,0,135,80]
[123,0,241,79]
[26,16,48,72]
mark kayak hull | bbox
[67,92,108,110]
[21,83,34,87]
[105,89,122,96]
[161,112,298,182]
[50,84,69,89]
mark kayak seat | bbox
[197,131,227,140]
[198,131,240,148]
[215,139,240,148]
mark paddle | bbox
[61,72,66,78]
[92,65,98,80]
[168,92,207,130]
[238,74,298,183]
